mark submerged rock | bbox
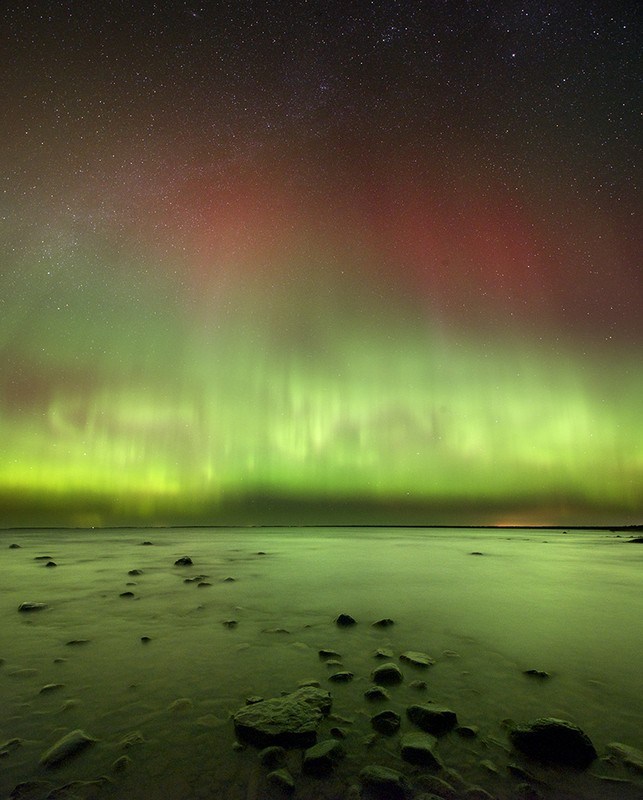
[523,669,550,679]
[328,671,353,683]
[370,710,401,735]
[364,686,390,701]
[302,738,345,774]
[359,765,408,799]
[407,704,458,735]
[371,662,403,685]
[400,650,435,668]
[509,717,597,768]
[400,731,441,768]
[18,602,48,613]
[371,618,395,628]
[606,742,643,773]
[335,613,357,627]
[319,649,342,660]
[233,686,332,747]
[267,768,295,792]
[39,729,96,768]
[258,745,286,768]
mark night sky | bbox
[1,1,641,528]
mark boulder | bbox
[233,686,332,747]
[407,704,458,735]
[400,731,441,768]
[335,613,356,626]
[302,738,345,774]
[509,717,597,768]
[174,556,193,566]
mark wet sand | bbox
[1,527,642,799]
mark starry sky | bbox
[1,1,641,528]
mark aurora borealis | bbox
[1,2,641,527]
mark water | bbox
[1,527,641,799]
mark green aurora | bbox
[1,3,641,528]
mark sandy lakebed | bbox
[1,526,642,800]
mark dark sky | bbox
[1,1,641,528]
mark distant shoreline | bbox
[1,523,641,532]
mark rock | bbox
[325,659,343,667]
[409,680,427,690]
[606,742,643,773]
[0,738,24,756]
[45,561,57,567]
[141,636,151,643]
[330,726,348,738]
[470,551,484,556]
[370,710,401,735]
[233,686,332,747]
[65,639,90,646]
[364,686,390,701]
[328,671,353,683]
[112,755,132,772]
[400,731,441,768]
[8,781,52,799]
[523,669,550,679]
[372,618,395,627]
[626,537,643,543]
[174,556,193,566]
[128,569,143,576]
[18,602,48,612]
[119,591,135,598]
[9,543,21,548]
[39,729,96,768]
[400,651,435,668]
[197,582,212,587]
[34,556,53,561]
[222,620,238,628]
[118,731,145,748]
[463,787,495,799]
[509,717,597,768]
[319,649,342,660]
[39,684,65,694]
[414,774,459,799]
[246,695,264,705]
[267,769,295,792]
[335,613,357,626]
[141,541,153,545]
[373,647,394,659]
[371,662,403,685]
[407,704,458,735]
[359,765,409,799]
[302,738,345,774]
[258,745,286,767]
[455,725,478,738]
[168,698,192,713]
